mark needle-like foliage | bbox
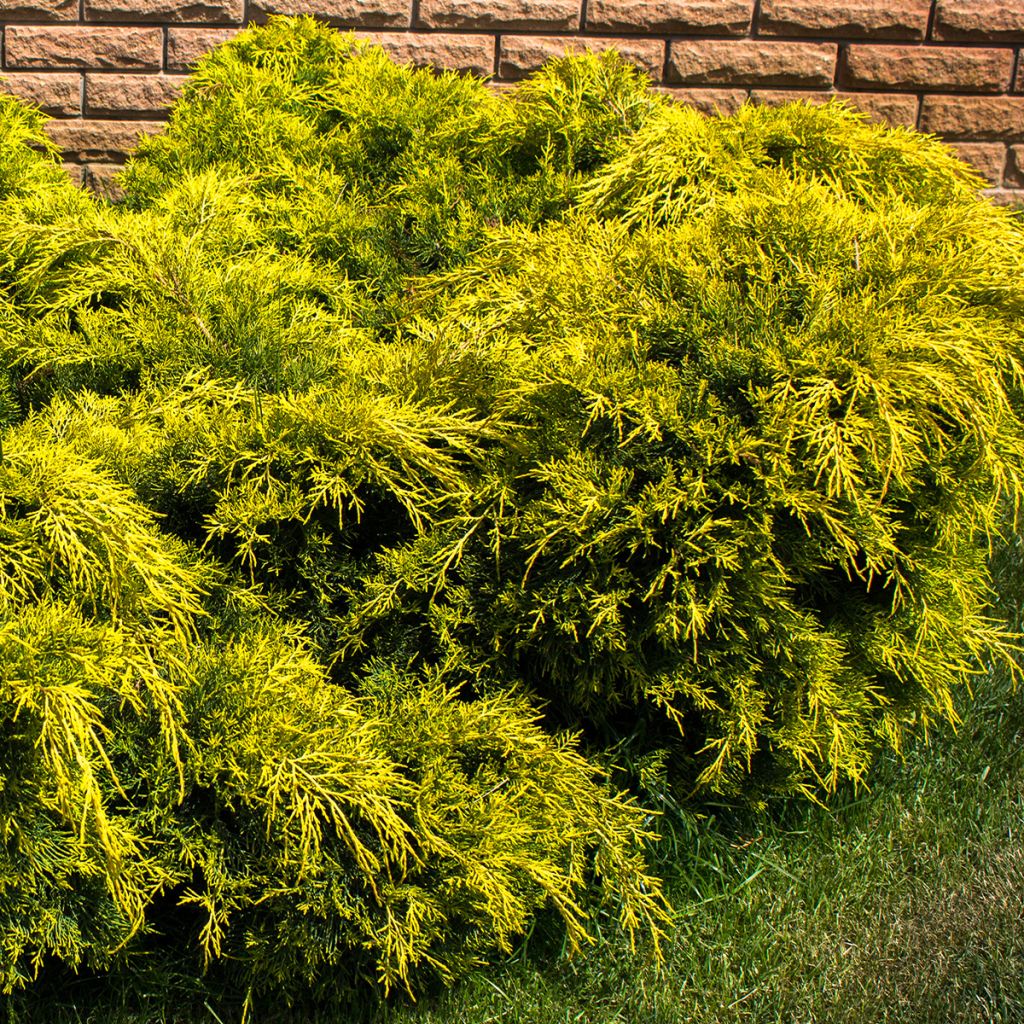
[1,13,1023,1010]
[0,51,669,1001]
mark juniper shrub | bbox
[1,15,1023,1007]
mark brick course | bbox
[758,0,931,39]
[0,0,76,21]
[656,85,748,115]
[1006,145,1024,186]
[86,73,187,116]
[0,70,80,113]
[948,141,1008,183]
[0,1,1019,204]
[932,1,1024,42]
[585,0,751,35]
[83,161,124,198]
[356,30,494,75]
[668,39,837,87]
[920,95,1024,140]
[840,44,1014,93]
[44,117,163,159]
[166,26,238,69]
[499,35,664,79]
[6,26,164,69]
[249,0,410,26]
[84,0,244,23]
[747,88,919,126]
[418,0,579,30]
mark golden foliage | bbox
[0,14,1022,1006]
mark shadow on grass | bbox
[371,662,1024,1024]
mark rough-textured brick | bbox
[834,90,918,126]
[249,0,411,24]
[920,96,1024,141]
[499,35,664,80]
[85,0,243,22]
[981,188,1024,207]
[758,0,930,39]
[840,45,1014,94]
[355,31,494,75]
[84,162,124,201]
[0,72,81,115]
[419,0,577,30]
[933,1,1024,42]
[1006,145,1024,187]
[586,0,751,35]
[749,87,832,106]
[166,28,239,70]
[6,27,163,71]
[668,39,836,87]
[63,161,84,186]
[44,118,163,161]
[86,73,187,116]
[655,85,748,115]
[748,88,919,126]
[0,0,77,21]
[948,142,1007,184]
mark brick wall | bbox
[1,0,1023,202]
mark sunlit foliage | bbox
[1,14,1022,1006]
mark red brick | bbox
[0,72,81,115]
[841,44,1014,94]
[834,91,918,126]
[920,95,1024,141]
[44,118,164,161]
[84,162,125,201]
[166,28,239,70]
[6,27,163,71]
[0,0,77,20]
[655,85,748,115]
[63,161,84,186]
[758,0,930,39]
[668,39,836,87]
[85,0,244,22]
[748,88,919,126]
[1006,145,1024,187]
[355,32,495,75]
[981,187,1024,207]
[418,0,577,30]
[498,35,665,80]
[248,0,410,25]
[749,87,832,106]
[933,1,1024,42]
[948,141,1007,184]
[86,73,187,116]
[586,0,752,35]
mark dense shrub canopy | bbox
[2,14,1023,1007]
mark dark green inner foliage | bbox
[1,15,1023,1008]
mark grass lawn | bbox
[378,668,1024,1024]
[16,653,1022,1024]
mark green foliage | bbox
[0,48,669,1001]
[581,98,986,224]
[0,93,70,201]
[0,395,667,998]
[1,13,1023,1013]
[118,20,661,331]
[334,101,1024,798]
